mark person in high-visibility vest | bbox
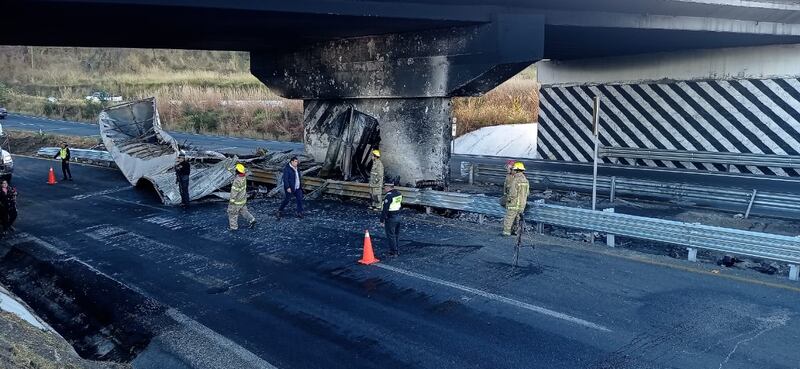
[52,142,73,181]
[228,163,256,231]
[380,182,403,256]
[502,162,530,236]
[368,149,384,210]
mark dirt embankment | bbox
[2,130,101,155]
[0,285,129,369]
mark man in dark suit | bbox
[277,157,304,219]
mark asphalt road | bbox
[4,155,800,368]
[1,113,302,155]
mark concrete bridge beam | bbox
[251,14,544,185]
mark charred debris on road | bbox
[98,98,319,205]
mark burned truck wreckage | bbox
[96,98,438,205]
[99,98,238,205]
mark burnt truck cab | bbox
[0,123,12,182]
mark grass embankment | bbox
[3,130,100,156]
[0,46,538,140]
[0,283,129,369]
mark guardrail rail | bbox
[250,168,800,281]
[458,160,800,219]
[600,146,800,169]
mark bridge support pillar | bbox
[303,98,451,186]
[251,14,544,185]
[790,264,799,281]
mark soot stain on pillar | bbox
[304,98,451,186]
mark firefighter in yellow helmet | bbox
[228,163,256,231]
[502,161,530,236]
[368,149,384,210]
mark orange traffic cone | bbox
[358,230,380,265]
[47,167,57,185]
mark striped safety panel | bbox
[537,79,800,176]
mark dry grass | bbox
[453,79,540,136]
[0,46,540,139]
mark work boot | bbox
[501,232,511,237]
[388,250,399,257]
[296,212,304,219]
[248,220,257,229]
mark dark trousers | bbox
[178,175,190,205]
[385,215,401,253]
[1,208,15,231]
[61,160,72,179]
[279,188,303,213]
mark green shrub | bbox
[81,100,104,120]
[42,100,58,116]
[0,83,10,106]
[182,106,220,133]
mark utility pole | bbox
[591,96,601,212]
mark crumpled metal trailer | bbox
[99,98,235,205]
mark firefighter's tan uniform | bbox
[369,151,384,209]
[228,165,256,230]
[502,168,530,236]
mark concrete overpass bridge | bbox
[4,0,800,183]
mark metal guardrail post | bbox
[468,163,475,185]
[790,264,799,281]
[745,189,758,219]
[603,208,615,247]
[478,214,485,225]
[687,248,698,262]
[610,176,616,203]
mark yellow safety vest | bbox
[59,148,68,159]
[507,176,530,211]
[388,194,403,211]
[230,177,247,205]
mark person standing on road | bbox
[502,162,530,236]
[277,157,304,219]
[53,142,72,181]
[228,163,256,231]
[175,154,191,207]
[1,180,18,234]
[368,149,384,210]
[380,182,403,257]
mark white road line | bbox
[166,309,280,369]
[102,195,170,212]
[71,186,132,200]
[375,263,612,333]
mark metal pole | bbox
[744,189,758,219]
[591,97,601,211]
[610,176,616,203]
[451,118,457,155]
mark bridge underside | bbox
[5,0,800,184]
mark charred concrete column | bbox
[252,14,544,185]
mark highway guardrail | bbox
[37,147,117,168]
[459,161,800,219]
[599,146,800,169]
[250,168,800,281]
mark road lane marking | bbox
[375,263,612,332]
[102,195,170,212]
[72,186,132,200]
